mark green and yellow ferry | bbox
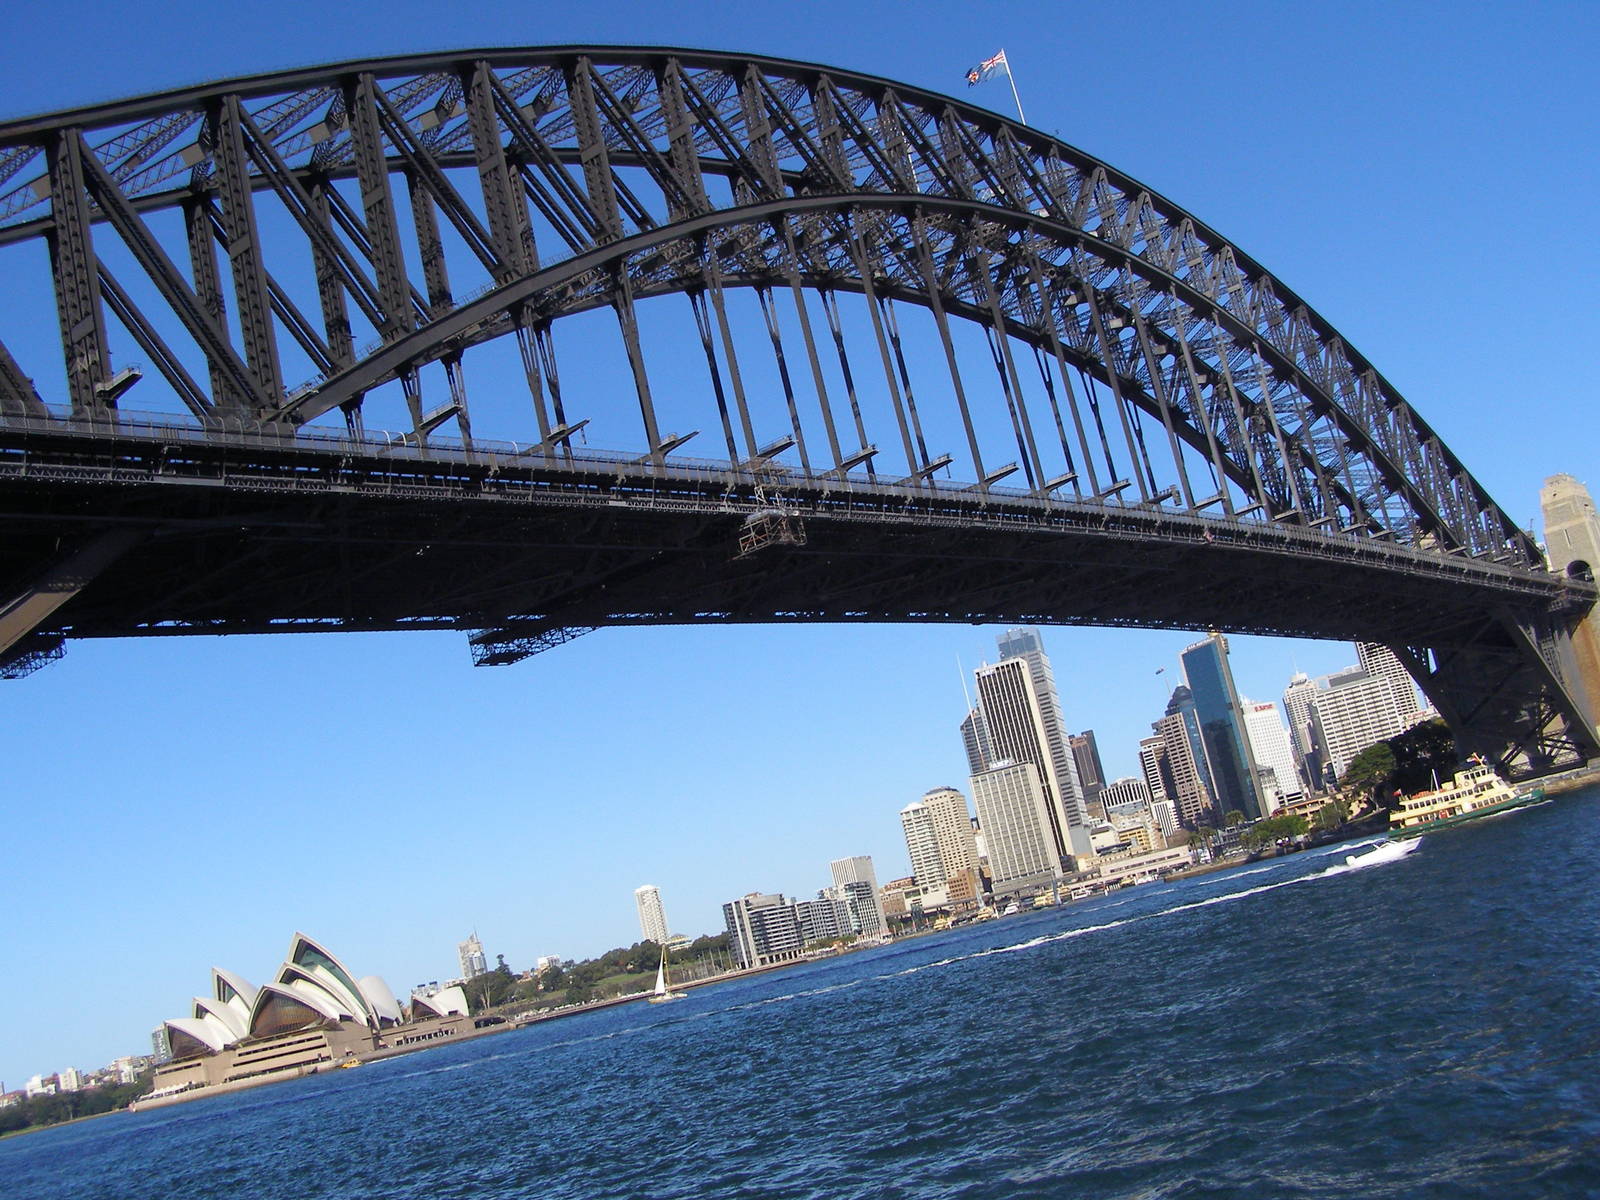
[1389,758,1546,840]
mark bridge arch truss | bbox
[0,47,1593,774]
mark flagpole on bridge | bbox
[1000,50,1026,124]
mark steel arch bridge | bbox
[0,46,1594,775]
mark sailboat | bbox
[647,948,687,1004]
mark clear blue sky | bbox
[1,0,1596,1088]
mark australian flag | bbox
[966,50,1007,86]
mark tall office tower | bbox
[1070,731,1107,814]
[960,706,994,775]
[973,628,1091,863]
[830,856,888,938]
[1137,736,1170,807]
[899,798,948,886]
[1356,642,1422,723]
[1281,672,1323,790]
[1308,665,1417,782]
[969,761,1059,893]
[1241,700,1305,811]
[723,893,805,968]
[1164,686,1217,800]
[1152,710,1216,828]
[1180,633,1268,821]
[1541,474,1600,716]
[1100,776,1153,813]
[457,932,487,980]
[634,884,670,944]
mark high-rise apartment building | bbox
[457,932,487,980]
[969,761,1059,893]
[829,856,888,939]
[634,884,670,944]
[1541,474,1600,716]
[723,893,805,968]
[1180,633,1268,821]
[796,892,852,944]
[899,798,947,887]
[1241,700,1304,811]
[971,628,1092,863]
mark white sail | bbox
[653,957,667,996]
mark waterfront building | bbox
[634,884,670,944]
[457,933,487,981]
[796,892,852,944]
[57,1067,81,1093]
[1180,633,1268,821]
[1241,700,1305,812]
[147,933,466,1099]
[969,760,1059,895]
[1070,731,1107,814]
[829,856,888,939]
[535,955,562,973]
[1281,672,1324,792]
[150,1026,172,1065]
[723,893,805,969]
[1542,473,1600,713]
[1149,798,1178,841]
[972,627,1092,864]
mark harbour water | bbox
[9,785,1598,1198]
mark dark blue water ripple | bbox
[7,785,1599,1199]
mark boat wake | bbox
[880,837,1423,981]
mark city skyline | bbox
[2,0,1596,1088]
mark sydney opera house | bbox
[150,933,473,1097]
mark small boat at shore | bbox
[1389,759,1546,840]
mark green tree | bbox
[1340,742,1398,808]
[1223,809,1246,828]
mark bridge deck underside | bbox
[0,430,1572,651]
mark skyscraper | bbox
[829,855,888,939]
[1542,474,1600,716]
[1241,700,1304,811]
[960,707,993,776]
[1281,672,1323,791]
[634,884,670,944]
[1070,730,1107,814]
[1150,710,1215,828]
[969,761,1058,893]
[457,932,487,980]
[971,627,1091,863]
[1180,633,1268,821]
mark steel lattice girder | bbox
[0,46,1595,775]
